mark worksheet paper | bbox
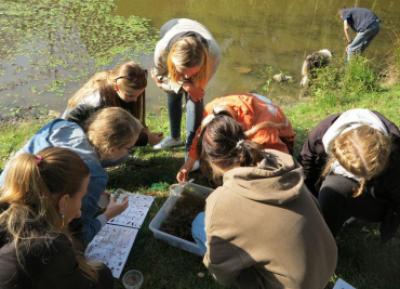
[85,192,154,278]
[108,194,154,228]
[333,278,356,289]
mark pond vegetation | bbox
[1,1,400,288]
[0,0,157,112]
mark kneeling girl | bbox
[194,115,337,289]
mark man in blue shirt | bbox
[339,7,380,61]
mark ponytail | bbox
[67,61,147,114]
[199,115,264,171]
[0,147,99,280]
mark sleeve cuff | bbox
[135,131,149,146]
[96,214,107,227]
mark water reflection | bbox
[117,0,400,109]
[0,0,399,115]
[0,0,155,116]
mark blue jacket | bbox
[1,119,108,243]
[341,8,379,32]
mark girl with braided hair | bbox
[299,108,400,241]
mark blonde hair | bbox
[84,107,142,159]
[322,125,391,197]
[0,147,98,280]
[67,61,147,113]
[167,36,210,88]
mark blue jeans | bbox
[191,212,207,255]
[347,22,380,61]
[167,91,204,151]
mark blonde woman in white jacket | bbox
[151,18,221,152]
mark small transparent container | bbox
[122,269,143,289]
[148,183,213,255]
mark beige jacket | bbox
[203,150,337,289]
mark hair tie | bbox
[35,155,43,165]
[236,139,245,149]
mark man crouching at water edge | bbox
[339,7,380,61]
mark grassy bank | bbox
[1,57,400,289]
[119,76,400,289]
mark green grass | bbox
[1,63,400,289]
[0,120,48,168]
[114,84,400,289]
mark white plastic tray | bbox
[148,183,212,256]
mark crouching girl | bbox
[63,61,163,146]
[0,148,113,289]
[299,108,400,241]
[1,107,142,243]
[177,92,295,183]
[194,115,337,289]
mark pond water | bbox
[0,0,399,116]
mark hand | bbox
[182,82,204,102]
[145,129,163,145]
[176,157,196,183]
[104,195,129,220]
[176,168,189,183]
[101,191,111,197]
[244,121,284,138]
[244,127,257,138]
[151,68,164,89]
[98,191,111,209]
[148,131,164,145]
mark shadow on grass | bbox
[106,149,223,289]
[108,141,400,289]
[108,156,182,189]
[332,221,400,289]
[115,199,224,289]
[293,127,310,158]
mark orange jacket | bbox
[188,93,295,160]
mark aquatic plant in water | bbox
[0,0,157,114]
[1,0,156,64]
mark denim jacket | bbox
[0,119,108,243]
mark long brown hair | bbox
[199,115,264,172]
[167,35,210,88]
[322,125,391,197]
[0,147,98,280]
[67,61,147,117]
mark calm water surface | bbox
[0,0,399,115]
